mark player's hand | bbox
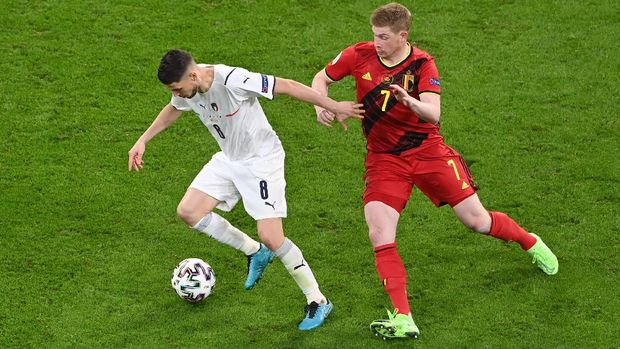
[388,84,416,109]
[330,102,365,131]
[128,141,146,171]
[388,84,411,101]
[334,113,360,131]
[316,107,336,127]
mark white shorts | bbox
[189,152,287,220]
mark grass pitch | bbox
[1,1,618,348]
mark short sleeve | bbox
[224,67,275,100]
[417,58,441,95]
[170,96,192,111]
[324,45,357,81]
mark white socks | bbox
[193,215,326,304]
[274,238,326,304]
[193,213,260,256]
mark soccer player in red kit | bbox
[311,2,558,340]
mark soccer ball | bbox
[171,258,216,302]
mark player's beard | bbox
[188,85,199,98]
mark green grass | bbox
[1,0,618,348]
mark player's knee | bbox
[256,219,284,250]
[257,230,283,251]
[261,239,280,252]
[177,202,199,226]
[368,226,392,246]
[463,214,491,234]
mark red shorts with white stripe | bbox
[363,143,478,213]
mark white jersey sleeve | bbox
[223,67,276,101]
[170,95,193,111]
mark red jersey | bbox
[325,42,443,154]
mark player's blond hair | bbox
[370,2,411,33]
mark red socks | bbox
[372,213,533,315]
[374,243,410,315]
[489,211,537,250]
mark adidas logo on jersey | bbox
[362,72,372,81]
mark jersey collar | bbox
[377,43,413,70]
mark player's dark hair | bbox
[371,2,411,33]
[158,49,195,84]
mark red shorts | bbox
[363,143,478,213]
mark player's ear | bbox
[189,70,197,82]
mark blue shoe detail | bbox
[244,244,273,290]
[298,300,333,330]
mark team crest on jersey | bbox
[430,77,441,86]
[402,74,415,92]
[381,73,393,85]
[211,103,219,111]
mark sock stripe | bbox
[193,213,213,232]
[374,242,397,253]
[489,211,496,234]
[274,238,293,258]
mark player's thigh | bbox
[413,153,477,207]
[363,153,414,213]
[188,158,241,213]
[232,164,287,221]
[178,188,220,216]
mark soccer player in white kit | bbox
[128,49,363,330]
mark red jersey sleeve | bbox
[416,57,441,95]
[324,45,357,81]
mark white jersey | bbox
[170,64,283,167]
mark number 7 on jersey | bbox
[380,90,391,112]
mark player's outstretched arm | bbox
[311,69,338,128]
[275,76,364,130]
[388,84,441,124]
[128,103,183,171]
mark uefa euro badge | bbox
[381,73,393,85]
[403,74,415,92]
